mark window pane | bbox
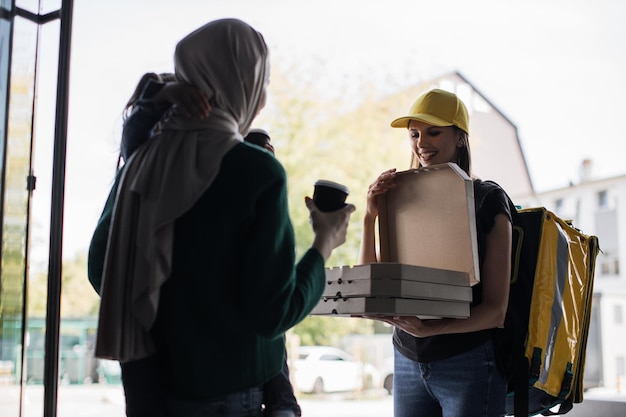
[0,11,38,417]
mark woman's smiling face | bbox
[408,119,462,167]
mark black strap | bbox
[513,342,529,417]
[541,395,573,415]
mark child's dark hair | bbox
[118,72,175,169]
[123,72,176,120]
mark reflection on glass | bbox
[0,0,10,202]
[0,9,38,417]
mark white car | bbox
[292,346,379,394]
[381,356,394,395]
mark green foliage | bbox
[253,63,427,344]
[59,253,100,317]
[28,253,100,318]
[27,270,48,318]
[255,64,412,269]
[25,59,429,346]
[291,316,375,347]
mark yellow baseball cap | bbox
[390,89,469,134]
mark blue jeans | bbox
[394,340,506,417]
[263,356,301,416]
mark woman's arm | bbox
[358,168,397,264]
[238,161,355,338]
[358,215,378,264]
[378,213,512,337]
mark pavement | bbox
[2,384,626,417]
[1,384,394,417]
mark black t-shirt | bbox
[393,178,513,363]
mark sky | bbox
[24,0,626,262]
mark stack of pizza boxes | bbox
[311,163,478,319]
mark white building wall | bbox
[613,181,626,278]
[598,293,626,390]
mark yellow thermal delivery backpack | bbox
[498,201,600,416]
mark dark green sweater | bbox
[89,142,325,399]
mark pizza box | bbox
[378,163,480,286]
[321,263,471,302]
[310,297,470,319]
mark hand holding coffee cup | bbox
[313,180,350,212]
[305,190,355,261]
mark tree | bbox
[253,61,429,344]
[31,58,430,346]
[28,252,100,319]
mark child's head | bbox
[123,72,175,118]
[244,128,274,155]
[390,89,471,175]
[244,128,270,147]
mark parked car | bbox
[381,356,394,395]
[98,359,122,384]
[292,346,380,394]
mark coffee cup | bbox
[313,180,350,212]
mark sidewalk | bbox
[3,384,626,417]
[1,384,394,417]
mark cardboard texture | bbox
[378,163,480,285]
[310,297,470,319]
[324,262,468,285]
[321,263,471,302]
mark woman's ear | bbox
[457,133,466,147]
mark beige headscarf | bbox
[95,19,269,362]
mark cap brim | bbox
[390,114,453,129]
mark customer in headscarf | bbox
[93,18,355,417]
